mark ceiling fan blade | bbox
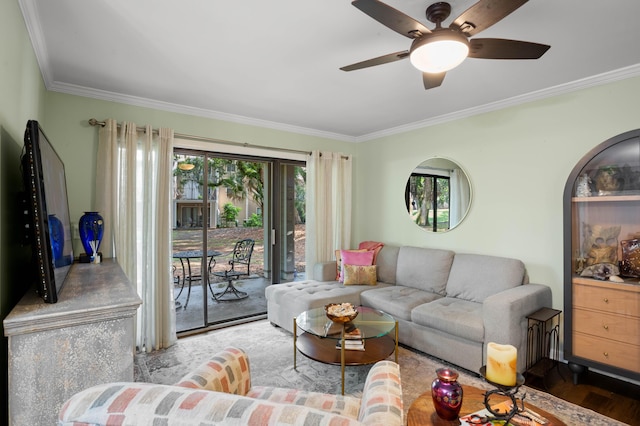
[423,72,445,90]
[451,0,528,36]
[469,38,550,59]
[340,51,409,71]
[352,0,431,39]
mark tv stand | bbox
[3,260,141,425]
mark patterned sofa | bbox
[58,346,403,426]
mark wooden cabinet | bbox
[572,278,640,372]
[563,129,640,383]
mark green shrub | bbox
[221,203,241,227]
[244,213,263,227]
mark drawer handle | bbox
[603,324,609,330]
[603,298,609,303]
[603,352,609,357]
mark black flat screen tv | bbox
[21,120,73,303]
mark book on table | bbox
[335,328,365,351]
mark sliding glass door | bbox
[172,149,305,333]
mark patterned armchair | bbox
[58,347,403,425]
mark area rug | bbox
[135,320,625,425]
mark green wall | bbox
[354,76,640,312]
[46,76,640,316]
[0,0,49,421]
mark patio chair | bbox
[209,238,255,301]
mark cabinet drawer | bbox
[573,282,640,316]
[573,308,640,344]
[573,332,640,373]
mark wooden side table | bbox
[407,384,566,425]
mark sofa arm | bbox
[358,360,404,426]
[174,346,251,395]
[313,261,337,281]
[483,283,552,372]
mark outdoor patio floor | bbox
[175,276,269,333]
[174,273,306,333]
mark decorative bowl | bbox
[325,303,358,323]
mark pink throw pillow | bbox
[358,241,384,264]
[339,249,375,282]
[335,249,366,280]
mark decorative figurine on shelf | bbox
[582,224,620,266]
[575,173,592,197]
[594,165,623,195]
[620,238,640,278]
[575,254,586,274]
[585,237,618,266]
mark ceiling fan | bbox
[340,0,550,90]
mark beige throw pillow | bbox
[343,264,377,286]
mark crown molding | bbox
[48,64,640,144]
[19,0,53,87]
[355,64,640,142]
[47,81,356,143]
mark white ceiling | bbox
[19,0,640,142]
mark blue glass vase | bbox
[79,211,104,256]
[48,214,64,264]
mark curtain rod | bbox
[88,118,313,156]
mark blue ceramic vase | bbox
[79,211,104,256]
[48,214,64,264]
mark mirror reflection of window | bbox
[405,158,471,232]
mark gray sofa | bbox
[266,245,552,374]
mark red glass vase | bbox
[431,368,463,420]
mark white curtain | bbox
[305,151,352,278]
[449,169,470,226]
[96,119,176,352]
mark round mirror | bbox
[405,157,472,232]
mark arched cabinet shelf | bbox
[563,129,640,384]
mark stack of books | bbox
[335,328,365,351]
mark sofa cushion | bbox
[445,254,526,303]
[411,298,484,342]
[395,246,455,295]
[375,245,399,284]
[360,286,442,321]
[267,280,392,312]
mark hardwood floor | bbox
[525,362,640,425]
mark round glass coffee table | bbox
[294,305,398,394]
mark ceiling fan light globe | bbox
[409,31,469,73]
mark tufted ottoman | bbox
[266,279,392,333]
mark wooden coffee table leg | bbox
[395,321,399,363]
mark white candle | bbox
[486,342,517,386]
